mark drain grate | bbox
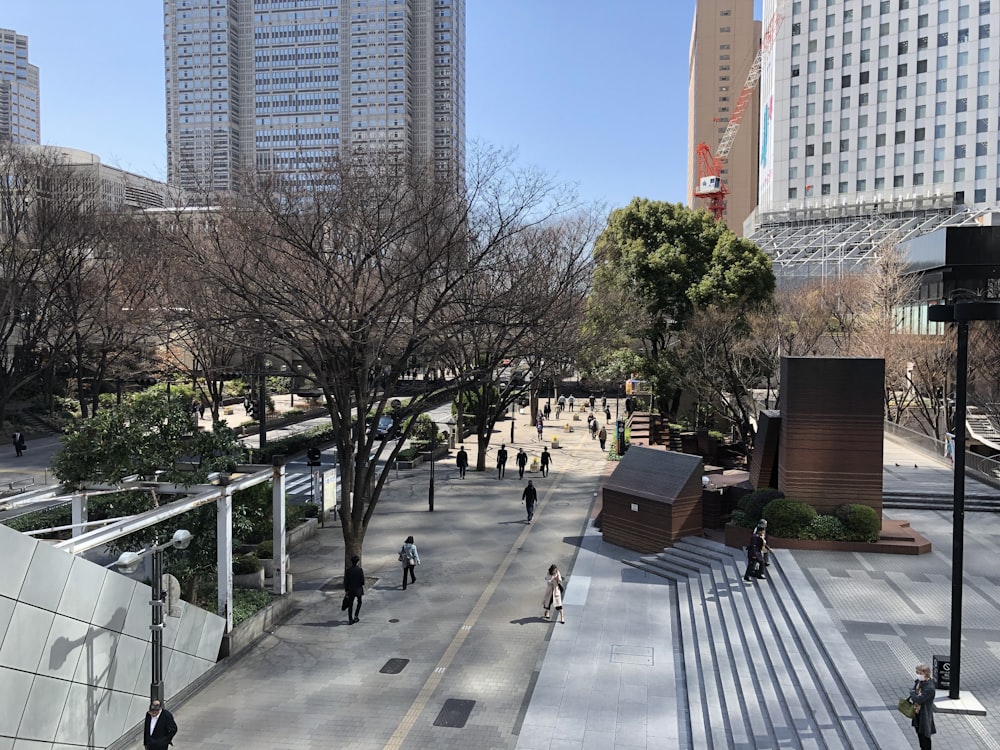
[380,658,409,674]
[610,644,654,666]
[433,698,476,728]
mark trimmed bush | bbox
[802,514,848,541]
[256,540,274,559]
[738,487,784,525]
[233,554,262,574]
[729,510,755,529]
[836,504,882,542]
[762,498,817,539]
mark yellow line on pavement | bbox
[383,473,562,749]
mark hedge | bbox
[762,498,817,539]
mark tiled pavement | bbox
[122,420,1000,749]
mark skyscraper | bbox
[687,1,761,235]
[164,0,465,192]
[0,28,40,145]
[748,0,1000,279]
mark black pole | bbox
[949,317,969,700]
[150,548,165,704]
[428,427,435,511]
[258,366,267,449]
[510,403,515,443]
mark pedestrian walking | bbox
[604,406,612,423]
[542,564,565,623]
[598,425,607,451]
[908,663,937,749]
[601,395,607,410]
[543,402,551,419]
[522,480,538,522]
[398,536,421,589]
[540,447,552,477]
[589,394,596,410]
[344,555,365,623]
[743,528,769,582]
[143,699,177,750]
[536,417,544,441]
[755,519,770,570]
[456,445,468,479]
[591,419,599,440]
[568,395,575,412]
[497,444,508,479]
[198,401,207,419]
[625,396,633,415]
[515,448,528,478]
[11,431,25,457]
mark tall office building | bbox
[164,0,465,192]
[0,29,40,145]
[687,1,761,235]
[749,0,1000,279]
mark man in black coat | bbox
[456,445,468,479]
[143,700,177,750]
[344,555,365,624]
[522,480,538,522]
[515,448,528,478]
[496,444,508,479]
[540,447,552,477]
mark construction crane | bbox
[694,0,788,221]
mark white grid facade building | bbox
[164,0,464,192]
[0,29,40,145]
[749,0,1000,278]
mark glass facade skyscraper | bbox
[164,0,465,192]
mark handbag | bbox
[398,549,407,562]
[897,697,915,719]
[341,595,350,611]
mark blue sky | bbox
[4,1,762,212]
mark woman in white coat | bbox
[542,564,565,623]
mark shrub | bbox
[802,515,848,541]
[762,498,817,539]
[256,540,274,559]
[233,554,262,574]
[729,510,755,529]
[836,504,882,542]
[232,589,273,625]
[738,488,784,525]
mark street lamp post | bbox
[428,425,436,512]
[112,528,194,704]
[928,300,1000,700]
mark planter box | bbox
[419,446,449,462]
[218,591,297,659]
[233,569,264,590]
[393,457,422,470]
[286,517,318,549]
[262,554,290,579]
[723,522,931,555]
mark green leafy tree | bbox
[585,199,774,414]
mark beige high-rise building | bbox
[687,1,760,235]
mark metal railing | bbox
[884,420,1000,492]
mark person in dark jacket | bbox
[143,700,177,750]
[12,431,25,457]
[743,529,767,582]
[540,447,552,477]
[496,444,508,479]
[516,448,528,478]
[522,480,538,522]
[344,555,365,624]
[909,663,936,749]
[456,445,468,479]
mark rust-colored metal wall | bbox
[778,357,884,515]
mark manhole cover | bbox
[610,645,654,666]
[380,658,409,674]
[433,698,476,728]
[388,618,400,623]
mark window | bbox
[935,124,947,137]
[875,177,886,188]
[792,64,801,77]
[917,82,928,95]
[857,179,868,190]
[960,4,971,19]
[934,146,945,160]
[955,168,966,181]
[858,136,868,148]
[720,26,731,32]
[859,113,869,127]
[876,133,887,146]
[898,63,908,77]
[899,18,910,32]
[894,175,905,187]
[939,32,949,46]
[958,28,970,43]
[791,85,800,98]
[980,47,990,63]
[979,71,990,86]
[976,188,987,203]
[957,97,969,112]
[958,75,969,90]
[977,118,989,132]
[880,44,889,58]
[917,59,928,73]
[918,36,929,49]
[915,127,926,140]
[982,24,992,39]
[899,40,909,54]
[939,9,950,23]
[807,82,817,95]
[840,138,850,152]
[976,165,987,179]
[896,131,907,144]
[934,170,944,183]
[826,56,835,70]
[790,105,800,117]
[808,39,818,52]
[790,126,799,138]
[897,86,908,99]
[936,101,947,115]
[919,14,929,28]
[842,74,852,87]
[792,22,801,35]
[862,26,872,41]
[806,144,815,156]
[955,144,967,158]
[857,157,868,170]
[937,79,948,93]
[880,22,890,36]
[860,70,871,83]
[880,0,890,12]
[840,159,849,173]
[878,67,889,81]
[914,173,925,185]
[823,141,832,154]
[955,190,965,204]
[860,92,870,105]
[916,105,927,119]
[957,121,968,136]
[977,141,989,156]
[982,2,992,15]
[822,162,832,176]
[843,52,853,66]
[878,88,889,103]
[789,166,798,178]
[978,94,990,108]
[896,108,907,122]
[841,97,851,111]
[821,184,831,195]
[895,153,906,167]
[808,60,818,74]
[788,187,798,199]
[843,30,853,44]
[878,110,888,125]
[861,48,871,62]
[844,9,854,22]
[789,146,799,158]
[914,150,925,164]
[806,164,815,177]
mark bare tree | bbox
[163,145,583,567]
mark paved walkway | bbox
[116,416,1000,749]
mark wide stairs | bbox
[623,537,909,749]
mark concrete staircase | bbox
[624,538,911,750]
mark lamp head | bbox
[171,529,193,550]
[114,551,142,575]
